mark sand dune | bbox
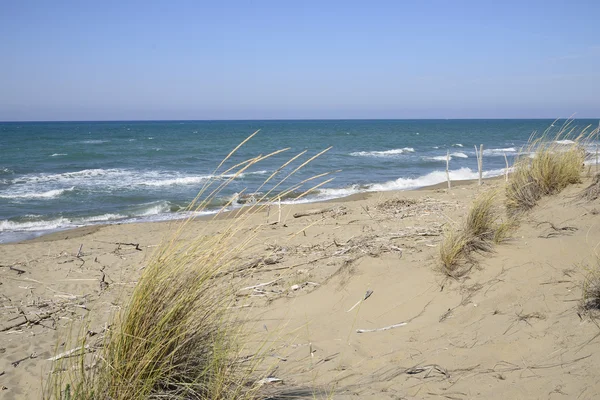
[2,176,600,399]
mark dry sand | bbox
[2,177,600,399]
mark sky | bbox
[1,0,599,121]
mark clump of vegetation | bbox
[45,133,334,400]
[578,173,600,202]
[506,122,595,215]
[582,260,600,315]
[440,191,514,277]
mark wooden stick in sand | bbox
[504,152,509,182]
[47,345,90,361]
[446,150,451,190]
[474,144,483,185]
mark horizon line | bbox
[2,117,599,123]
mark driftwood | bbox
[293,206,346,219]
[238,278,282,292]
[47,345,90,361]
[406,364,449,378]
[356,322,407,333]
[215,255,282,278]
[356,300,432,333]
[346,289,374,312]
[12,353,37,367]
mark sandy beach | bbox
[2,175,600,399]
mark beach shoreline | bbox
[3,170,600,399]
[10,175,506,245]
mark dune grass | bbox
[45,134,333,400]
[581,258,600,316]
[440,190,513,277]
[506,122,595,215]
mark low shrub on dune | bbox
[506,122,595,215]
[440,191,513,277]
[45,134,333,400]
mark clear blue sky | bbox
[1,0,599,121]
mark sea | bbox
[1,119,598,243]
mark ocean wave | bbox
[50,153,67,157]
[6,168,270,191]
[0,213,127,232]
[142,176,212,187]
[368,167,505,192]
[74,213,127,223]
[349,147,415,157]
[451,152,469,158]
[0,187,75,199]
[289,167,507,204]
[81,140,109,144]
[483,147,518,155]
[128,201,173,216]
[0,217,72,232]
[453,143,464,147]
[424,156,450,161]
[555,139,576,145]
[423,152,468,162]
[0,168,13,175]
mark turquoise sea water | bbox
[0,119,597,243]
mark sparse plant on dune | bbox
[581,257,600,317]
[440,190,515,277]
[506,121,597,215]
[45,132,334,400]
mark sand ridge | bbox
[1,178,600,399]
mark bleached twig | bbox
[47,345,90,361]
[356,322,407,333]
[238,278,282,292]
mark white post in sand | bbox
[446,150,451,190]
[504,152,509,182]
[596,145,598,174]
[278,198,281,224]
[474,145,481,185]
[478,144,483,185]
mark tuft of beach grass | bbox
[439,190,513,277]
[45,133,334,400]
[506,121,597,215]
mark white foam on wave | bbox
[424,156,450,161]
[0,218,72,232]
[131,201,173,216]
[50,153,67,157]
[0,211,146,233]
[369,167,506,192]
[423,152,467,162]
[555,139,576,145]
[349,147,415,157]
[6,168,271,193]
[453,143,464,147]
[286,167,508,206]
[0,187,75,199]
[75,213,127,223]
[483,147,517,155]
[81,140,109,144]
[142,176,211,187]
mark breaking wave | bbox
[349,148,415,157]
